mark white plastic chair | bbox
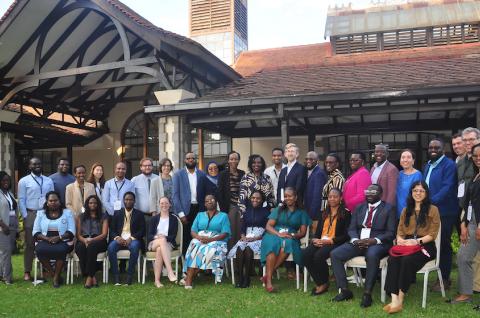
[69,252,108,284]
[33,253,74,285]
[417,224,444,308]
[142,215,183,284]
[345,255,389,303]
[112,250,142,283]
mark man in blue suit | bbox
[277,143,307,205]
[304,151,327,233]
[172,152,206,254]
[423,138,458,291]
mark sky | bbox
[0,0,386,50]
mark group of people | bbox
[0,127,479,314]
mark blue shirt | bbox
[32,209,75,236]
[49,172,75,206]
[192,211,231,242]
[396,170,423,218]
[425,155,445,186]
[18,173,55,218]
[102,177,135,215]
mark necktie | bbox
[148,178,151,191]
[365,206,374,228]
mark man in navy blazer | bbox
[277,143,307,205]
[108,191,145,285]
[304,151,327,232]
[172,152,206,254]
[331,184,395,308]
[423,138,458,290]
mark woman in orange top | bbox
[302,188,351,296]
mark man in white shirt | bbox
[264,147,286,205]
[131,157,158,240]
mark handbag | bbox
[389,244,422,257]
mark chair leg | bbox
[296,265,300,290]
[33,258,37,284]
[437,269,446,298]
[103,259,106,284]
[175,257,179,280]
[276,269,280,280]
[381,266,387,303]
[137,257,141,283]
[303,268,308,293]
[66,259,70,285]
[230,258,235,285]
[224,260,230,278]
[142,258,147,285]
[262,266,266,287]
[422,271,429,308]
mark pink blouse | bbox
[343,167,372,212]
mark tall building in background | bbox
[189,0,248,65]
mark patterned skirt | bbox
[183,239,228,282]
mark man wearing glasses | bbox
[331,184,395,308]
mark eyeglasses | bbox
[364,190,379,195]
[463,138,478,142]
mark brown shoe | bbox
[431,279,451,292]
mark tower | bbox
[189,0,248,65]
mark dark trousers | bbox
[75,240,107,277]
[303,244,335,286]
[182,204,199,255]
[439,215,456,280]
[35,241,73,261]
[385,242,435,295]
[331,243,389,292]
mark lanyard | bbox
[31,174,44,194]
[114,179,126,199]
[326,213,337,234]
[1,191,14,211]
[96,183,102,196]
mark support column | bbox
[476,102,480,129]
[198,128,204,170]
[308,133,315,151]
[281,119,289,147]
[0,132,15,176]
[67,145,73,174]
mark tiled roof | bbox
[204,42,480,101]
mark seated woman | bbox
[227,190,270,288]
[75,195,108,288]
[33,191,76,288]
[303,188,351,296]
[384,181,440,314]
[260,187,311,292]
[183,195,231,289]
[147,197,178,288]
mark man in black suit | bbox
[277,143,307,205]
[108,191,145,285]
[331,184,395,308]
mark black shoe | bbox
[332,289,353,302]
[311,286,328,296]
[360,293,373,308]
[126,275,133,286]
[114,275,121,286]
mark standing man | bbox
[264,148,286,205]
[458,127,480,292]
[277,143,307,205]
[108,192,145,285]
[102,162,135,216]
[452,133,467,163]
[49,157,75,206]
[304,151,327,234]
[423,138,458,291]
[331,184,395,308]
[18,157,54,281]
[131,157,158,238]
[172,152,206,254]
[370,144,399,208]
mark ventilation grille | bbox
[190,0,231,34]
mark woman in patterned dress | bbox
[238,154,275,217]
[183,195,231,289]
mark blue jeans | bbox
[108,240,141,276]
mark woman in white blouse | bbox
[147,197,179,287]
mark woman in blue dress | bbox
[261,187,311,292]
[183,194,231,289]
[396,149,423,219]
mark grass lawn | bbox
[0,254,476,318]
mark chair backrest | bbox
[173,214,183,252]
[433,221,442,267]
[300,226,309,248]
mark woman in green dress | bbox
[260,187,311,292]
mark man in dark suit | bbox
[277,143,307,205]
[108,191,145,285]
[172,152,206,254]
[304,151,327,233]
[423,138,458,291]
[331,184,396,308]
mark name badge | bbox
[458,181,465,198]
[9,210,16,217]
[279,228,289,233]
[38,197,46,208]
[321,235,330,240]
[280,189,285,202]
[467,204,473,222]
[81,207,85,213]
[121,232,131,240]
[113,200,122,211]
[360,228,371,240]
